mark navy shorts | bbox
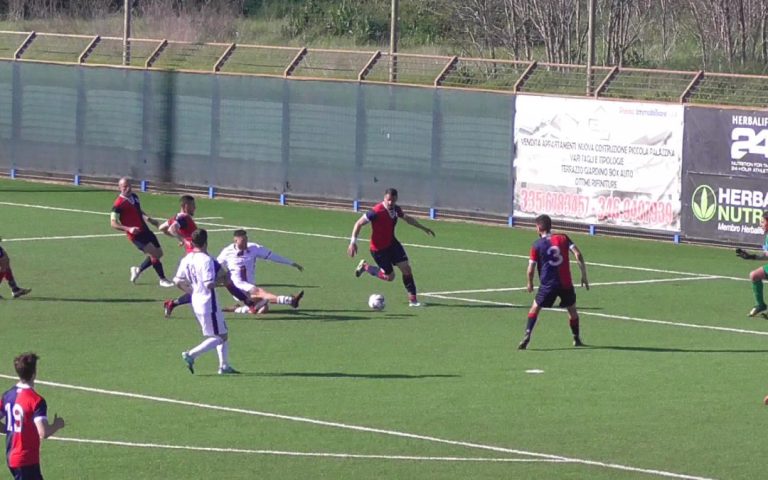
[9,464,43,480]
[131,230,161,251]
[371,241,409,275]
[536,286,576,309]
[0,246,5,258]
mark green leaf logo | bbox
[691,185,717,222]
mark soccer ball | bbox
[368,294,385,311]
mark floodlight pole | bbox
[389,0,399,83]
[123,0,131,65]
[586,0,596,96]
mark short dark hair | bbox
[180,195,195,205]
[14,352,39,383]
[385,188,398,198]
[233,229,247,238]
[535,214,552,232]
[191,228,208,248]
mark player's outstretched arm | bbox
[144,214,161,228]
[110,212,137,235]
[35,413,65,439]
[526,262,535,293]
[572,246,589,290]
[348,217,368,257]
[403,214,435,237]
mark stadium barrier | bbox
[1,31,767,246]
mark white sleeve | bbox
[173,257,188,284]
[251,244,294,266]
[216,247,229,268]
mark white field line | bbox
[423,276,721,296]
[422,293,768,337]
[51,437,564,463]
[1,228,235,243]
[0,374,714,480]
[0,201,744,282]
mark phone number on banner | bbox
[517,188,675,225]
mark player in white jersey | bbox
[174,229,238,375]
[217,229,304,313]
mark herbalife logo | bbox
[691,185,716,222]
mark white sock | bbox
[276,295,291,305]
[188,337,223,359]
[216,341,229,368]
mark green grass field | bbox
[0,178,766,480]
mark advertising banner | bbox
[513,95,684,231]
[683,107,768,176]
[681,107,768,243]
[684,172,767,243]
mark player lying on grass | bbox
[735,211,768,317]
[0,238,31,299]
[159,196,257,317]
[216,229,304,313]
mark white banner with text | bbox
[513,96,683,231]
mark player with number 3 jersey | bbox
[518,214,589,350]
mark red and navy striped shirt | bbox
[2,384,47,468]
[112,193,148,241]
[530,233,575,289]
[365,203,404,252]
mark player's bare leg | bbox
[0,252,30,299]
[396,261,420,307]
[567,305,584,347]
[749,267,768,317]
[251,287,303,309]
[518,303,542,350]
[137,243,173,287]
[355,260,394,281]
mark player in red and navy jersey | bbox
[159,195,198,254]
[347,188,435,306]
[0,239,31,299]
[1,352,65,480]
[518,214,589,350]
[110,177,174,287]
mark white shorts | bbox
[194,308,228,337]
[230,279,256,302]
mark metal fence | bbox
[1,30,767,108]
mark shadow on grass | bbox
[530,344,768,353]
[25,296,158,304]
[419,301,523,310]
[198,371,460,379]
[242,309,415,322]
[0,188,103,193]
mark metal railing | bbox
[1,30,767,108]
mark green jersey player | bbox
[736,211,768,317]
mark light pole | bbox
[586,0,596,95]
[123,0,131,65]
[389,0,399,82]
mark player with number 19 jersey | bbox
[530,233,575,291]
[2,384,47,470]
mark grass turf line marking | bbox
[423,276,721,296]
[1,228,235,243]
[0,374,714,480]
[51,437,563,463]
[422,293,768,337]
[0,201,744,282]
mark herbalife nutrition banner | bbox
[682,107,768,243]
[513,96,683,231]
